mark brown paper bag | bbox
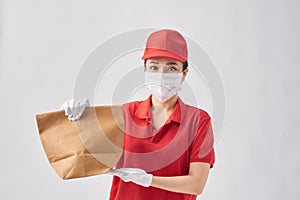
[35,105,124,180]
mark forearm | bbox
[150,175,204,195]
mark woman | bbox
[61,29,215,200]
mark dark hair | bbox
[144,60,188,72]
[182,61,188,71]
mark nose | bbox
[158,67,165,73]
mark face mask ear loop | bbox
[181,68,188,83]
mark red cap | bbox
[141,29,188,62]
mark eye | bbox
[167,66,178,71]
[148,65,159,70]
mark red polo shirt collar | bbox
[134,94,183,124]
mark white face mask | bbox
[144,72,183,102]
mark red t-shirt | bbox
[109,94,215,200]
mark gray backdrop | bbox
[1,0,299,199]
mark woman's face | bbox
[145,57,188,81]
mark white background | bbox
[1,0,299,199]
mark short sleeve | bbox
[189,111,216,168]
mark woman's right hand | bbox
[60,98,90,121]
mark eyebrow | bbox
[149,61,178,65]
[149,61,159,64]
[166,62,178,65]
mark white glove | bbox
[60,98,90,121]
[107,168,153,187]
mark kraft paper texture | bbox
[35,105,124,180]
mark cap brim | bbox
[142,48,186,62]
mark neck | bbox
[151,95,178,112]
